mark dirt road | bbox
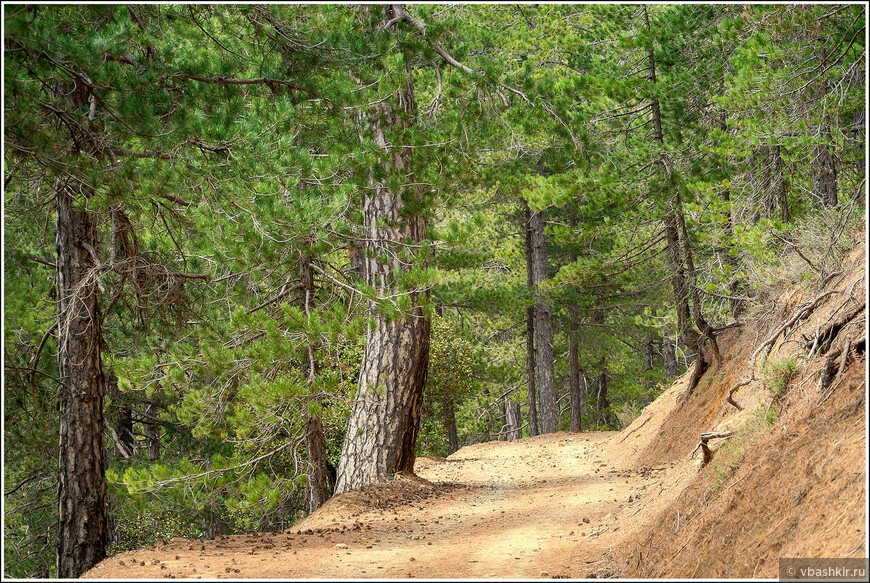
[84,431,677,579]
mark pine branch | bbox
[176,72,308,94]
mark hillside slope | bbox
[83,238,866,579]
[613,238,867,578]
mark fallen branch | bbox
[692,431,736,467]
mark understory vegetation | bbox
[3,3,865,577]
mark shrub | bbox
[762,357,799,397]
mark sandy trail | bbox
[84,431,669,579]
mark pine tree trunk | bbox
[644,333,655,391]
[663,329,678,378]
[568,323,584,432]
[595,364,616,429]
[336,30,431,493]
[814,124,838,207]
[505,401,522,441]
[55,182,108,579]
[299,252,331,511]
[719,186,742,318]
[305,413,331,512]
[528,206,557,434]
[522,203,539,437]
[644,5,704,358]
[444,399,459,455]
[812,46,838,208]
[566,215,584,432]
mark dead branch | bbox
[692,431,735,467]
[29,321,58,412]
[28,255,56,268]
[245,282,306,315]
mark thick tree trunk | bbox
[336,32,431,493]
[527,205,557,434]
[55,182,108,579]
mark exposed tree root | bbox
[683,351,709,402]
[817,335,865,394]
[692,431,736,467]
[802,302,865,355]
[725,289,839,409]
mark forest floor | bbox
[84,237,866,580]
[83,430,675,579]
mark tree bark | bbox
[299,252,331,511]
[566,214,584,432]
[813,45,838,208]
[444,398,459,455]
[523,203,539,437]
[663,329,678,379]
[305,413,331,512]
[336,13,431,493]
[505,401,522,441]
[55,181,109,578]
[719,186,742,318]
[814,124,838,207]
[644,333,656,391]
[595,363,617,429]
[527,205,557,434]
[568,322,585,432]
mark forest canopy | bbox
[2,2,865,578]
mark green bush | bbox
[762,357,799,397]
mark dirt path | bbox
[84,431,677,579]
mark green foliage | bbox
[417,315,478,457]
[426,315,476,402]
[762,357,799,397]
[3,4,865,575]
